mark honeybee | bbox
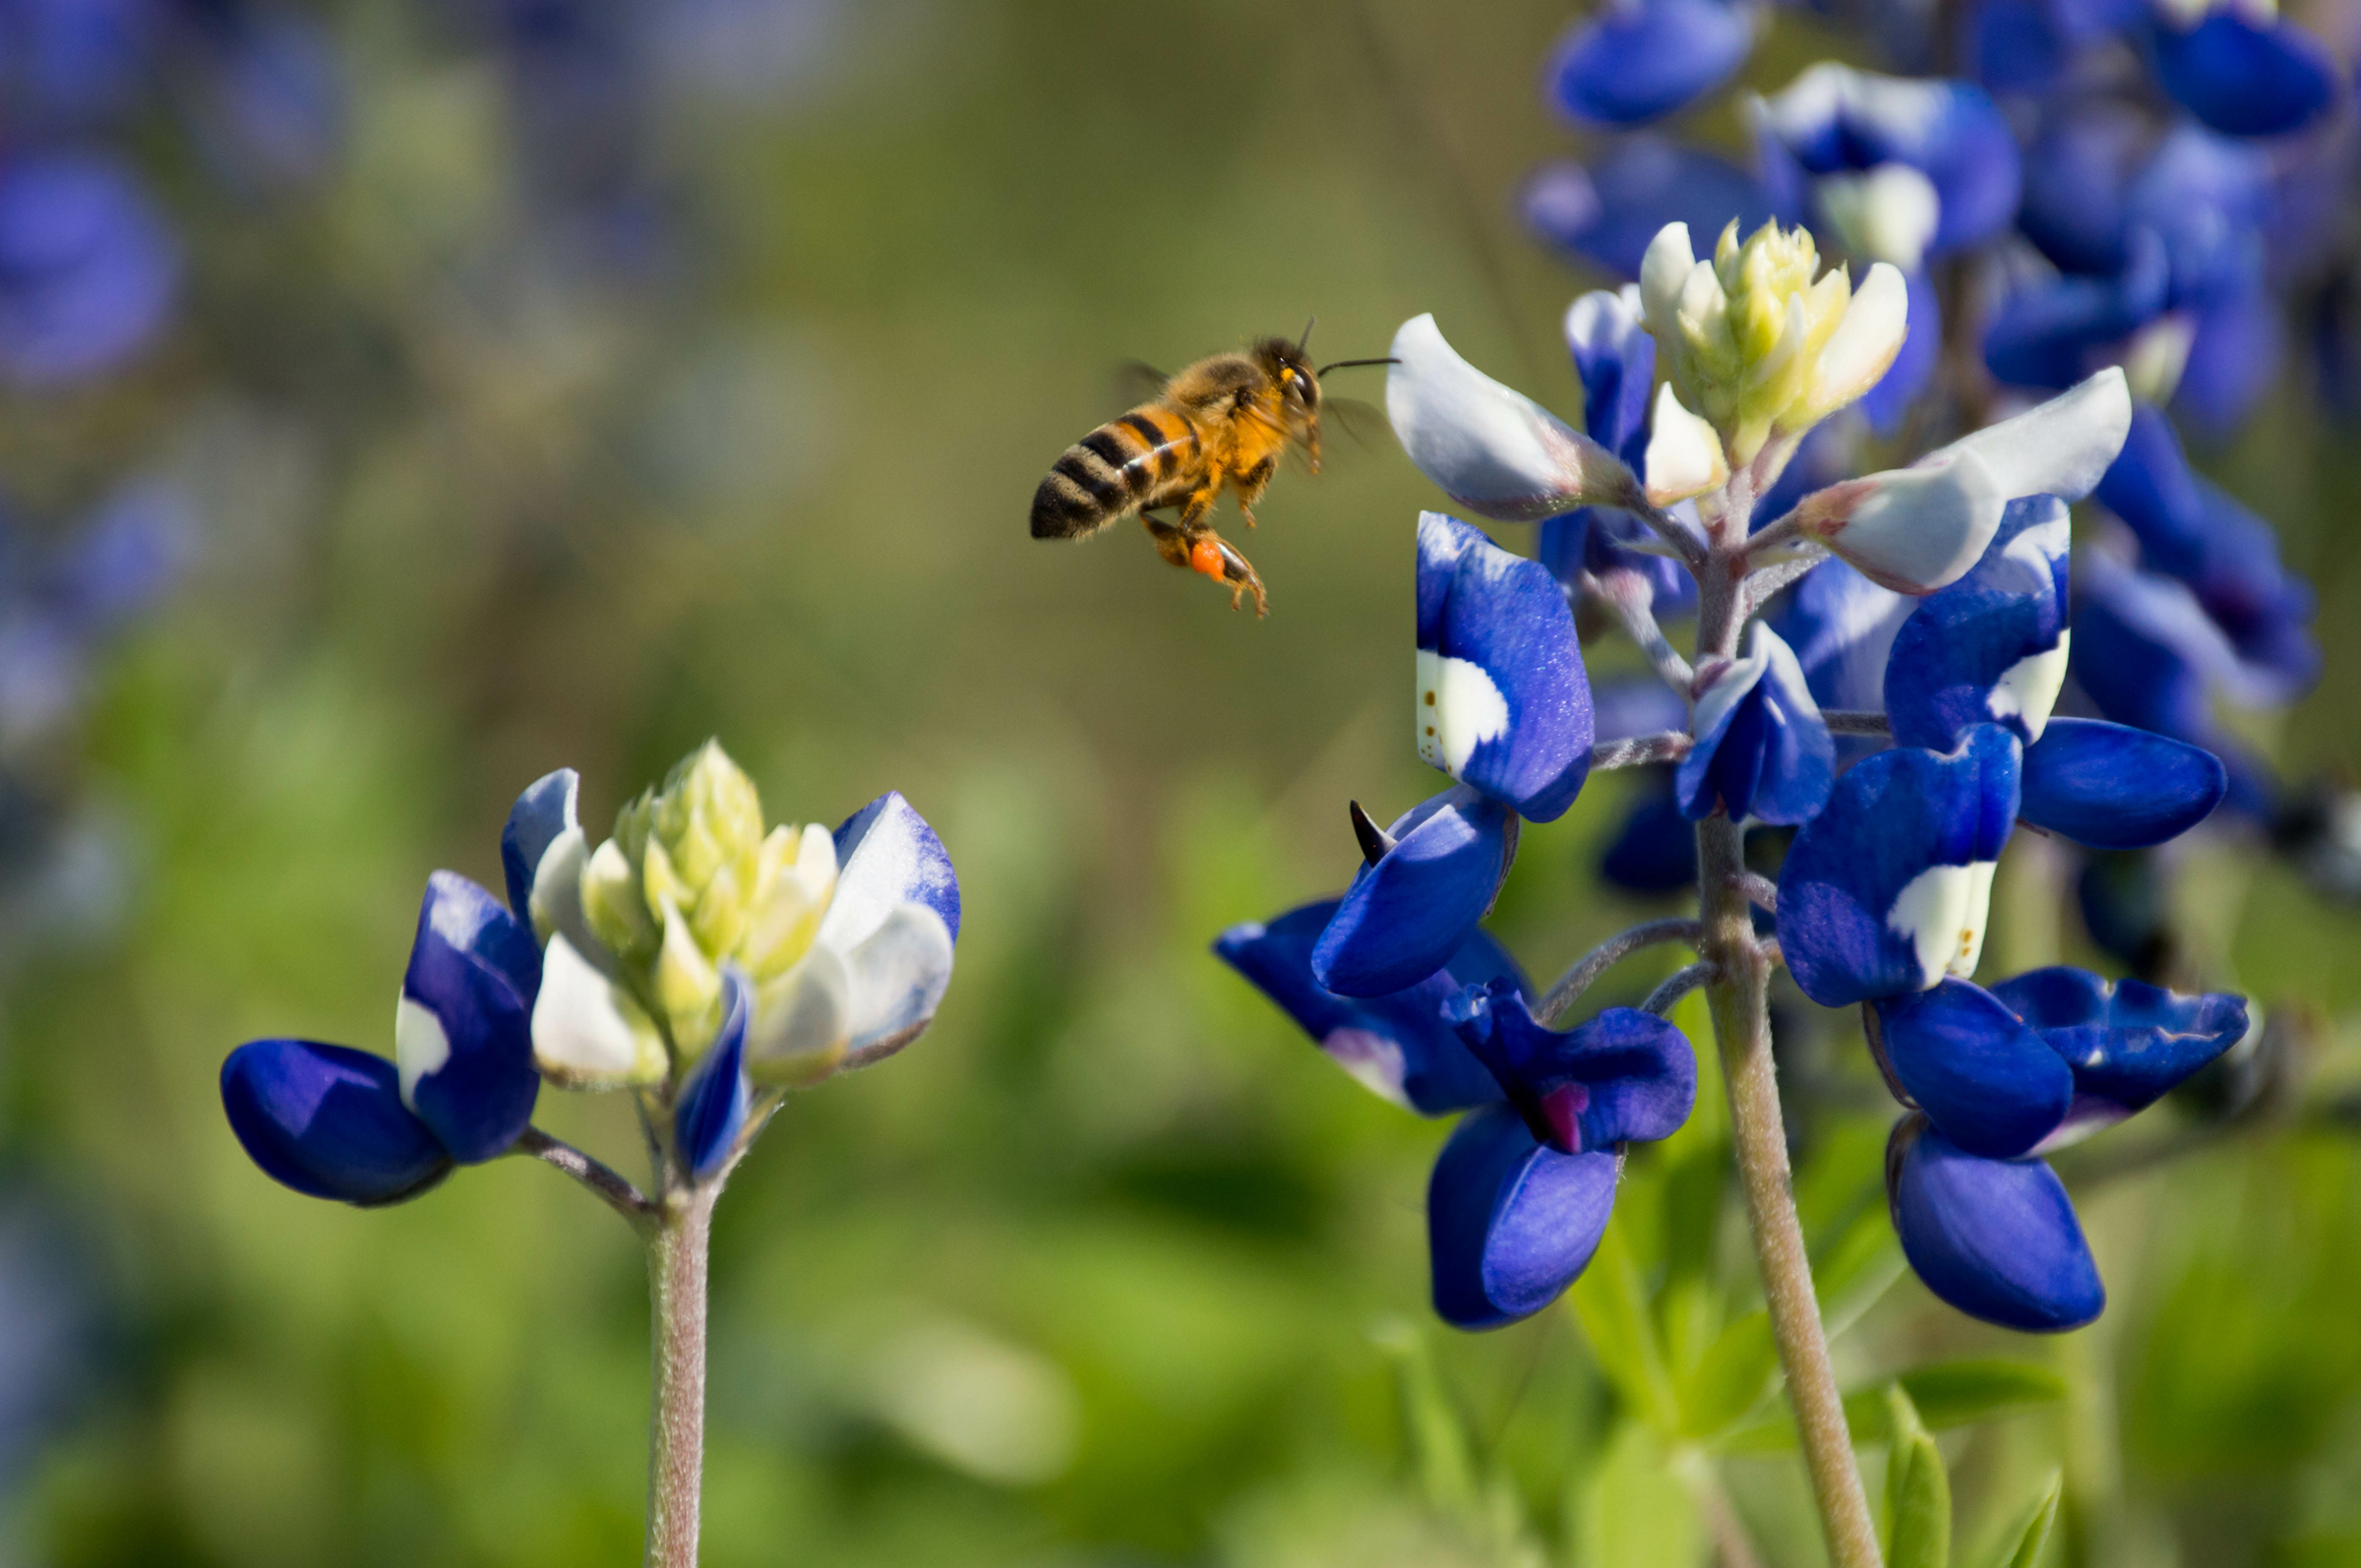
[1029,322,1393,617]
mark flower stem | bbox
[1691,477,1880,1568]
[645,1185,714,1568]
[1698,814,1881,1568]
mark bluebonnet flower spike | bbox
[1676,620,1833,824]
[1312,786,1518,998]
[1416,513,1595,821]
[1888,1116,2102,1332]
[1428,1104,1621,1331]
[1445,982,1695,1155]
[1213,900,1522,1115]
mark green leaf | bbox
[1716,1360,2066,1453]
[1981,1473,2062,1568]
[1675,1310,1778,1441]
[1886,1384,1952,1568]
[1570,1420,1703,1568]
[1569,1221,1681,1436]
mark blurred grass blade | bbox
[1886,1383,1951,1568]
[1716,1359,2066,1452]
[1983,1472,2062,1568]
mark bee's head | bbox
[1254,336,1322,417]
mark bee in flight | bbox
[1029,321,1392,617]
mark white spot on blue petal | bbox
[1417,649,1512,776]
[394,995,450,1110]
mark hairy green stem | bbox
[1693,475,1883,1568]
[646,1187,714,1568]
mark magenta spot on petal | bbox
[1539,1083,1591,1152]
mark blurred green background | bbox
[13,1,2361,1564]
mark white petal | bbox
[527,824,599,953]
[837,902,955,1066]
[1386,315,1624,521]
[1944,368,2130,504]
[1804,262,1909,417]
[1797,448,2004,594]
[1639,222,1696,338]
[530,934,665,1088]
[747,942,853,1084]
[1643,382,1728,506]
[1814,164,1940,271]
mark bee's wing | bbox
[1325,396,1387,448]
[1291,396,1388,473]
[1110,360,1170,414]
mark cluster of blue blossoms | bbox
[1220,198,2256,1329]
[222,746,957,1208]
[1522,0,2344,966]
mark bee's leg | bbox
[1231,456,1278,528]
[1141,511,1195,571]
[1183,529,1268,618]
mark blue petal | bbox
[1600,777,1699,894]
[1428,1104,1620,1330]
[1312,787,1517,998]
[1766,554,1911,717]
[400,873,542,1164]
[1213,899,1518,1115]
[1971,0,2074,95]
[2065,557,2217,744]
[1544,0,1754,127]
[1777,727,2021,1007]
[2150,12,2338,139]
[1888,1116,2103,1332]
[1538,507,1697,613]
[1859,270,1942,433]
[1885,496,2069,753]
[220,1040,452,1205]
[2018,718,2225,849]
[1983,230,2167,390]
[0,151,180,389]
[1763,68,2021,254]
[676,968,752,1183]
[1868,979,2071,1158]
[183,9,345,193]
[1523,139,1782,281]
[1417,513,1594,821]
[2174,278,2279,437]
[1989,965,2248,1127]
[1677,622,1832,825]
[501,767,579,921]
[1564,286,1655,462]
[1589,674,1689,744]
[2017,101,2146,276]
[1446,983,1695,1154]
[2125,125,2270,299]
[832,790,961,943]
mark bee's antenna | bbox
[1316,357,1400,377]
[1296,316,1317,355]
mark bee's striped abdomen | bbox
[1030,405,1201,539]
